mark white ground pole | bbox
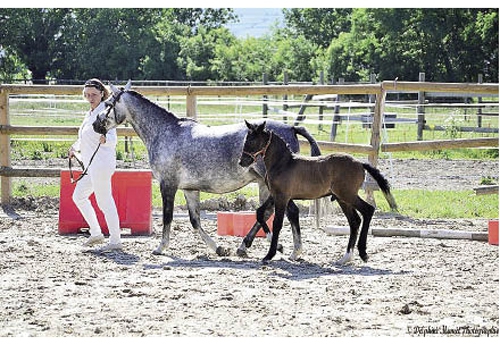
[324,226,488,241]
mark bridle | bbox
[68,89,125,184]
[102,88,125,123]
[242,132,273,163]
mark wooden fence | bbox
[0,81,498,205]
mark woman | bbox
[68,78,122,251]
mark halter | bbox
[242,132,273,163]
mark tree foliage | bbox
[0,8,497,83]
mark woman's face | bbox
[83,86,103,110]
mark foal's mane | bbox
[267,128,294,154]
[127,90,198,124]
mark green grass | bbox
[374,190,498,219]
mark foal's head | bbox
[239,120,272,167]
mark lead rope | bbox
[69,142,101,184]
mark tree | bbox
[177,27,236,80]
[0,8,237,81]
[0,9,73,82]
[283,8,352,49]
[322,8,499,82]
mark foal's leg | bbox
[256,196,274,242]
[286,200,302,261]
[336,200,361,265]
[183,190,229,256]
[353,196,375,262]
[153,181,177,255]
[263,197,288,262]
[237,196,274,257]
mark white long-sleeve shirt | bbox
[72,102,117,171]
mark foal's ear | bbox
[244,120,253,130]
[256,121,266,132]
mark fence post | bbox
[417,72,426,141]
[318,71,325,131]
[262,73,268,116]
[282,71,289,123]
[0,88,11,205]
[330,77,344,141]
[366,85,386,206]
[477,74,483,128]
[186,94,197,120]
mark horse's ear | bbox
[109,83,120,94]
[124,80,132,91]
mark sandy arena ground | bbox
[0,158,498,337]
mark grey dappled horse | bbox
[92,81,321,257]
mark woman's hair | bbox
[83,78,110,101]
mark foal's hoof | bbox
[236,248,249,258]
[277,244,284,253]
[360,253,369,262]
[216,246,231,256]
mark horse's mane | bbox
[127,90,198,124]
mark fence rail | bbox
[1,81,498,205]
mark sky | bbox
[225,8,285,38]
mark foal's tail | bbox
[293,126,322,156]
[362,163,398,211]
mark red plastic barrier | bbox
[217,211,274,237]
[58,169,153,236]
[489,220,498,246]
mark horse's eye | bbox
[105,101,112,107]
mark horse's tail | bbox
[362,163,398,211]
[293,126,321,157]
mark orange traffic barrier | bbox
[58,169,153,236]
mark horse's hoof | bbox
[289,249,302,261]
[336,251,354,266]
[216,246,231,257]
[152,249,163,255]
[277,244,284,253]
[360,253,369,262]
[236,248,249,258]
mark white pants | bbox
[72,168,121,245]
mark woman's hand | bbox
[68,147,75,159]
[99,135,107,144]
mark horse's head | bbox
[239,120,272,168]
[92,80,132,135]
